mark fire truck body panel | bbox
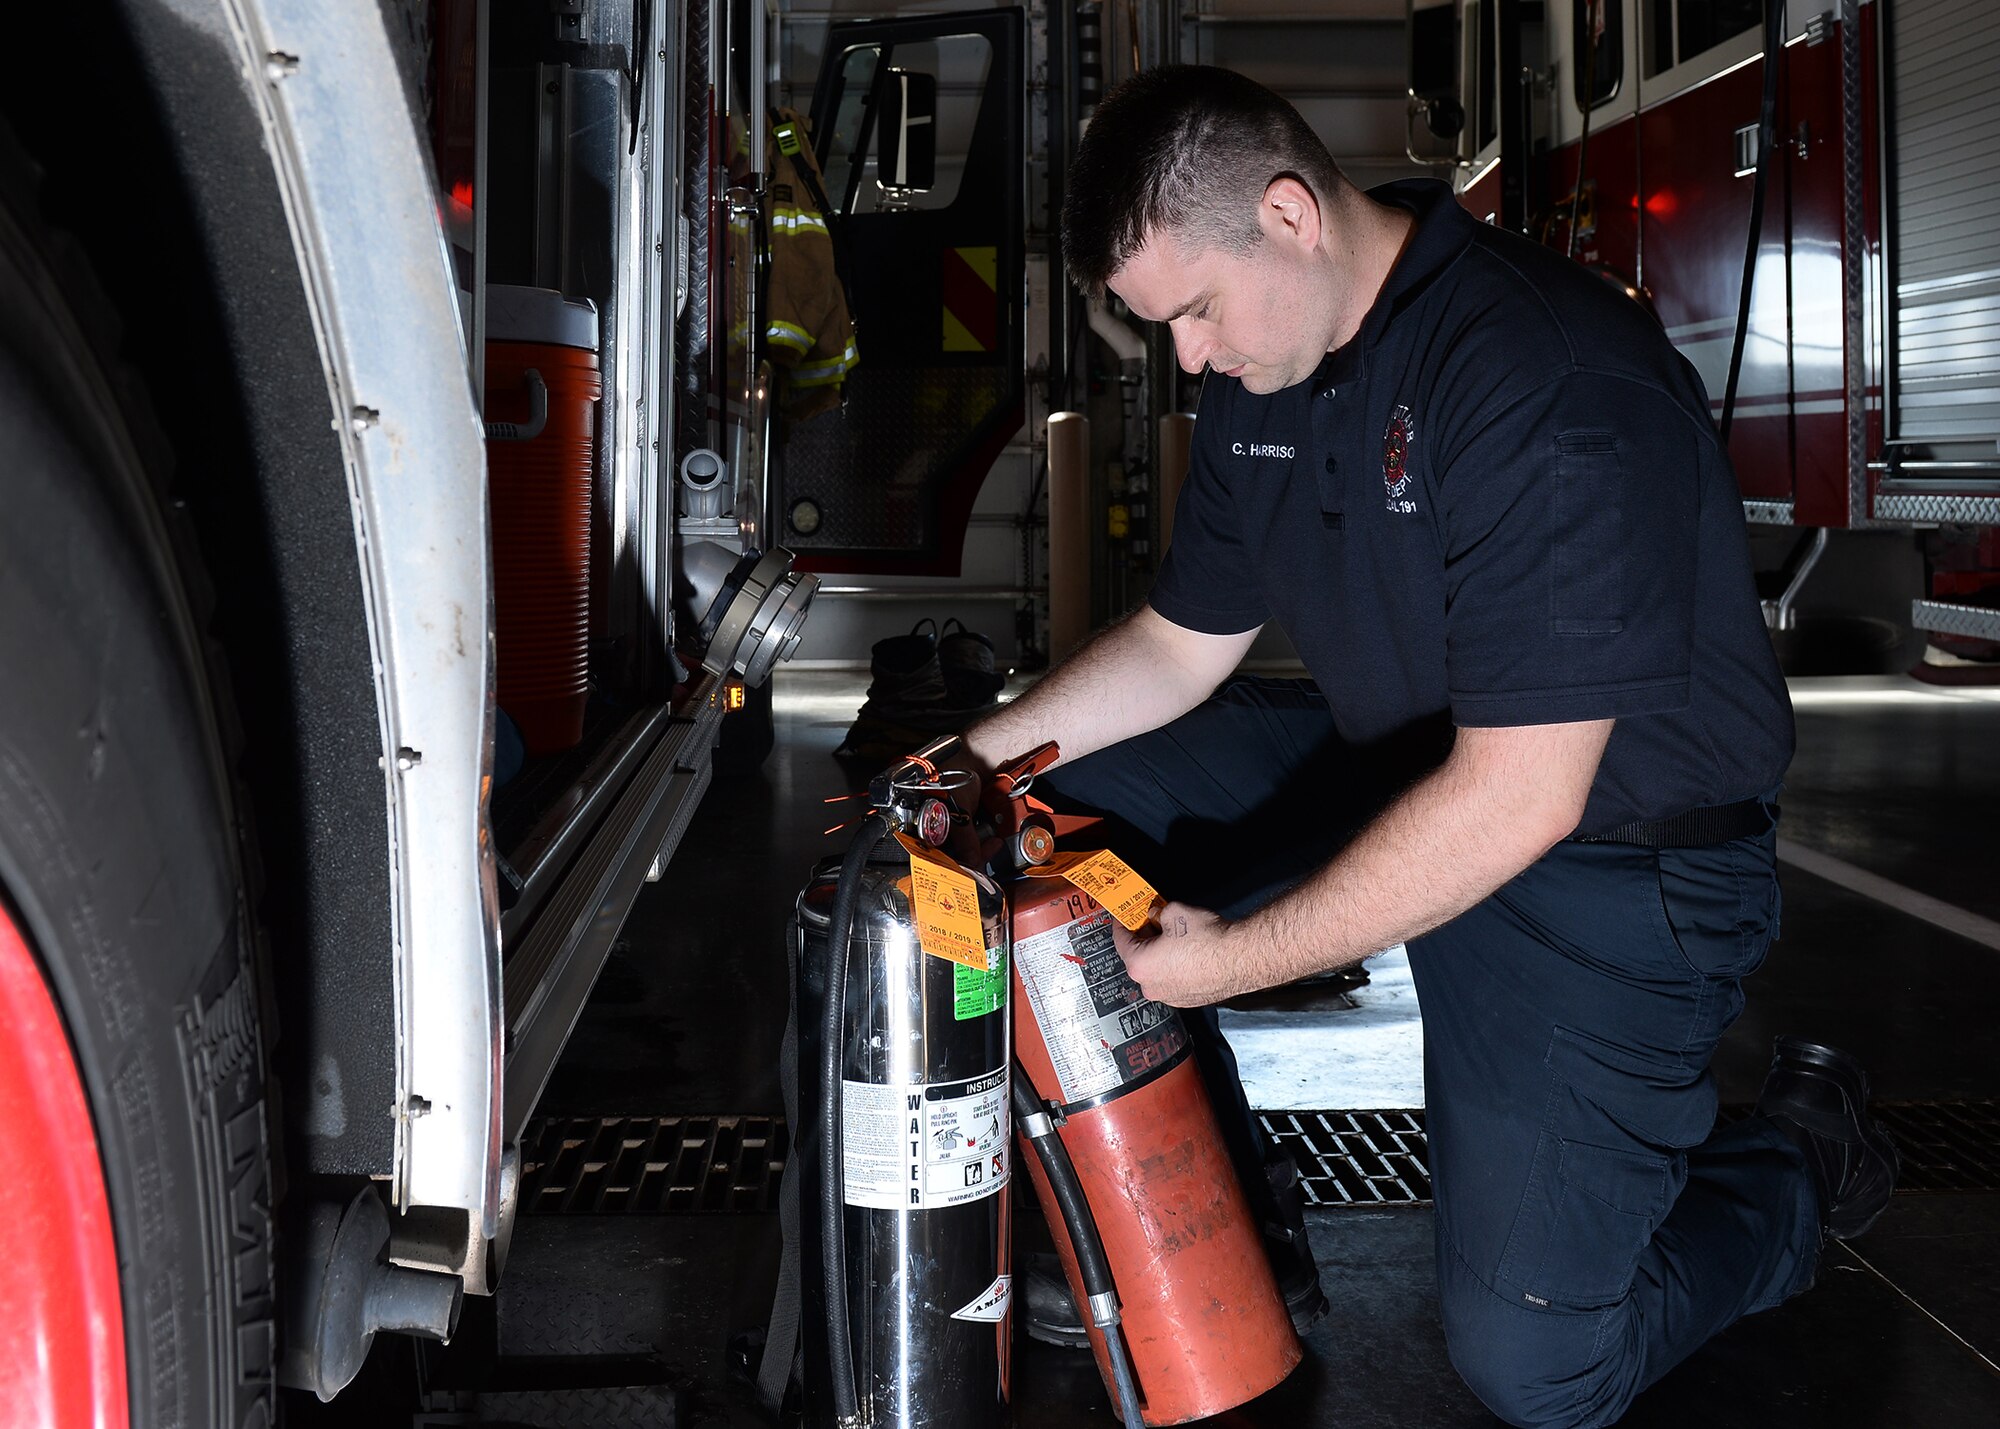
[1419,0,1999,643]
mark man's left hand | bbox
[1113,901,1249,1007]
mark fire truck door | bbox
[783,8,1025,576]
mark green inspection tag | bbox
[775,123,803,157]
[954,947,1007,1021]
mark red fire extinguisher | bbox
[991,746,1301,1424]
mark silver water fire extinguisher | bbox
[794,763,1013,1428]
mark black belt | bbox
[1569,797,1774,849]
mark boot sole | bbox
[1023,1321,1093,1350]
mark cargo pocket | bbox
[1551,431,1625,636]
[1496,1133,1670,1311]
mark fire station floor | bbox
[313,671,2000,1428]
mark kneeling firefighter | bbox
[757,738,1302,1426]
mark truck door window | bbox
[822,35,992,217]
[1471,0,1497,151]
[1574,0,1623,109]
[1409,1,1458,105]
[822,45,881,216]
[1643,0,1760,78]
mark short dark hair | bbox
[1062,65,1345,294]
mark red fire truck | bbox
[0,0,836,1420]
[1407,0,1999,662]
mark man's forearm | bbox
[963,605,1257,773]
[1234,720,1613,984]
[1117,720,1614,1006]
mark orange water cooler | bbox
[485,285,602,756]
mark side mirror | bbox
[1423,95,1466,140]
[876,67,936,193]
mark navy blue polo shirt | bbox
[1148,179,1793,834]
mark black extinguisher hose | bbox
[822,811,895,1427]
[1719,0,1787,445]
[1011,1065,1147,1426]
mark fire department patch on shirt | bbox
[1384,403,1418,513]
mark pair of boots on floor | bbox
[837,617,1008,763]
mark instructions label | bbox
[1029,849,1159,931]
[1014,907,1186,1105]
[954,945,1008,1021]
[897,833,988,968]
[842,1068,1011,1210]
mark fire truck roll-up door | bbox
[784,8,1026,577]
[1880,0,2000,513]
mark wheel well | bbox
[3,0,402,1179]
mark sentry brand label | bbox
[1013,909,1186,1105]
[842,1068,1010,1210]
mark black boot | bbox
[1755,1037,1900,1241]
[1021,1251,1091,1349]
[1262,1146,1331,1334]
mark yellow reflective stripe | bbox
[769,206,829,234]
[766,320,813,352]
[792,341,860,387]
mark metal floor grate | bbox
[515,1103,2000,1214]
[1262,1101,2000,1207]
[1869,1100,2000,1192]
[520,1114,785,1214]
[1260,1110,1433,1206]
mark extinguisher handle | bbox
[981,741,1063,843]
[867,734,967,810]
[991,740,1062,798]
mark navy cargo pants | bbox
[1036,677,1823,1429]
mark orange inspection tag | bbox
[894,833,989,967]
[1031,848,1159,931]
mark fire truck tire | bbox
[0,138,277,1428]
